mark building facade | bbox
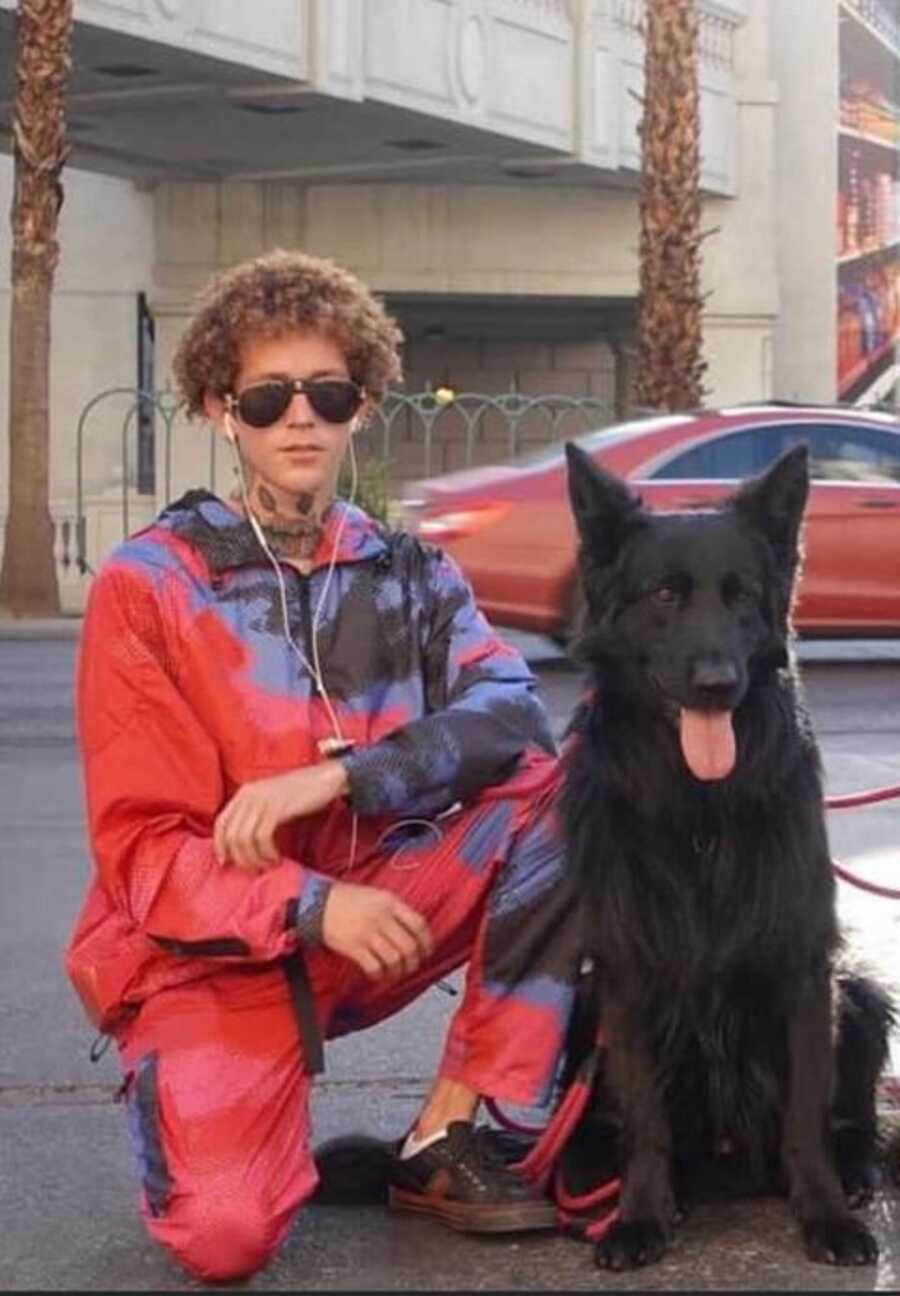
[0,0,874,607]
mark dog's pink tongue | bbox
[679,709,736,781]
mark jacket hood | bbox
[157,490,391,575]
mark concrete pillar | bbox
[769,0,838,402]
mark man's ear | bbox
[203,389,227,431]
[350,395,372,434]
[565,442,644,568]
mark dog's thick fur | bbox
[559,443,894,1270]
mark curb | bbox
[502,628,900,666]
[0,617,83,640]
[1,618,899,662]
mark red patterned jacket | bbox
[65,491,556,1032]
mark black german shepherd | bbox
[559,442,894,1270]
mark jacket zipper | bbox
[297,575,319,696]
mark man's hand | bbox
[322,881,433,980]
[214,760,349,871]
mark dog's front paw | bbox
[803,1217,878,1266]
[833,1127,880,1207]
[840,1162,878,1209]
[595,1219,667,1270]
[670,1197,689,1226]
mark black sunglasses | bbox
[227,377,364,428]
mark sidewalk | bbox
[502,627,900,666]
[2,612,900,662]
[0,614,83,640]
[1,627,898,1292]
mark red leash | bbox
[826,781,900,899]
[491,779,900,1235]
[497,1051,899,1241]
[511,1043,603,1192]
[825,782,900,810]
[495,1035,623,1238]
[832,861,900,901]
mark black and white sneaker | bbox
[388,1121,557,1233]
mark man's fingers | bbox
[381,915,425,976]
[357,947,388,980]
[215,812,240,867]
[319,883,434,976]
[367,932,408,979]
[224,806,255,870]
[252,817,279,863]
[214,794,246,866]
[213,806,229,864]
[224,805,266,871]
[387,899,433,958]
[216,800,280,871]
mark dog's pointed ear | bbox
[731,444,809,571]
[565,442,643,566]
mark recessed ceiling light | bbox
[237,102,306,116]
[502,168,553,180]
[385,138,444,152]
[94,63,157,78]
[499,159,560,180]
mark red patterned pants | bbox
[118,757,579,1281]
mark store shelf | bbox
[840,0,900,63]
[838,240,900,266]
[839,125,900,152]
[838,335,898,398]
[837,3,900,405]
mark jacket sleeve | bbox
[77,562,332,960]
[341,544,556,816]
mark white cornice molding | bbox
[493,0,572,21]
[604,0,747,30]
[703,0,748,22]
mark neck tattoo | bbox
[234,477,328,561]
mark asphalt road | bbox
[0,629,898,1292]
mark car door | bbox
[641,418,900,632]
[638,424,778,513]
[766,422,900,631]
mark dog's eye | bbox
[726,581,758,607]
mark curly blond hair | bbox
[172,249,404,416]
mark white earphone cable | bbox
[311,428,358,695]
[224,409,361,868]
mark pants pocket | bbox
[124,1051,172,1218]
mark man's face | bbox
[206,328,358,511]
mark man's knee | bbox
[149,1191,301,1282]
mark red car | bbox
[400,405,900,639]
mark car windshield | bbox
[510,414,699,469]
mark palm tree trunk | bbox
[634,0,707,411]
[0,0,73,615]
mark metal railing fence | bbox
[64,385,614,575]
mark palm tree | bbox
[634,0,707,411]
[0,0,74,615]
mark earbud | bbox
[224,411,238,445]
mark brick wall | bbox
[383,336,622,481]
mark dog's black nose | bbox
[693,660,739,688]
[691,659,740,697]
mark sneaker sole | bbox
[388,1186,558,1234]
